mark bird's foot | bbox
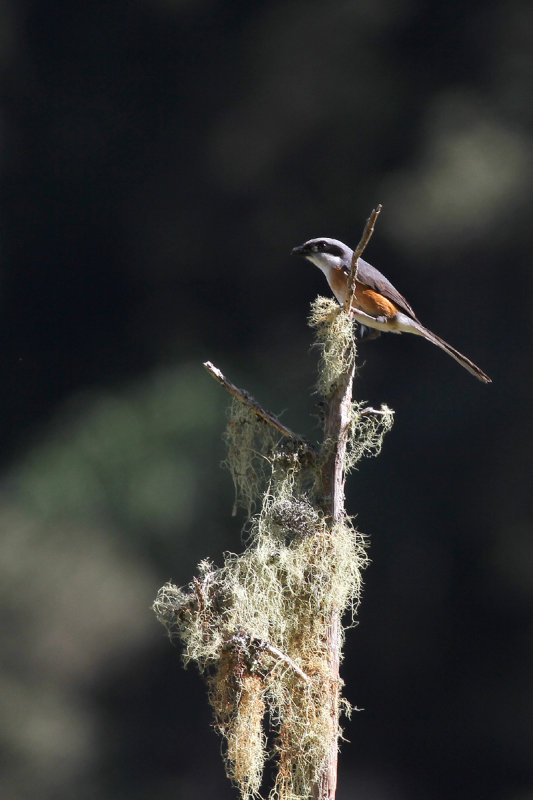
[354,323,382,341]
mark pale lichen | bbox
[153,295,393,800]
[223,398,280,516]
[308,297,355,398]
[154,461,366,799]
[345,402,395,472]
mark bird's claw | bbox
[354,324,381,341]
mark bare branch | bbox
[344,204,383,315]
[256,639,312,685]
[204,361,312,455]
[313,359,354,800]
[230,631,312,684]
[359,406,394,417]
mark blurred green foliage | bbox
[8,365,225,540]
[1,1,532,799]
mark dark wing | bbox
[342,257,419,321]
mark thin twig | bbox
[203,361,313,456]
[359,406,394,416]
[344,203,383,315]
[256,639,312,685]
[230,631,312,684]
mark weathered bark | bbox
[312,205,382,799]
[312,362,355,800]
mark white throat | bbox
[305,252,342,276]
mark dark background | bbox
[1,2,532,799]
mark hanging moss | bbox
[345,402,394,472]
[308,296,356,399]
[222,398,281,517]
[153,294,394,800]
[154,459,366,799]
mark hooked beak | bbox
[291,243,308,257]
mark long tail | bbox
[417,324,491,383]
[392,311,491,382]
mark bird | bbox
[291,237,491,383]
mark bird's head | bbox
[290,237,352,276]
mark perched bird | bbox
[291,237,491,383]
